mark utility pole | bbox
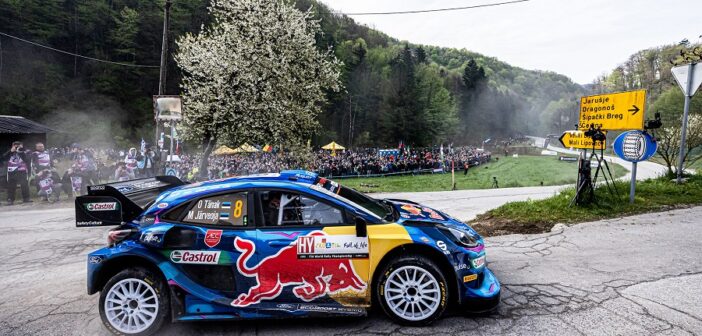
[158,0,171,96]
[156,0,171,168]
[676,62,694,183]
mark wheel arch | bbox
[371,243,461,307]
[90,255,165,295]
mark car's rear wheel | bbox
[99,267,169,336]
[376,255,448,326]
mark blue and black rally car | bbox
[76,170,500,335]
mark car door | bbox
[234,187,370,311]
[156,190,262,311]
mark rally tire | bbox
[376,255,449,326]
[99,267,169,336]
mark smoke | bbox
[42,88,129,148]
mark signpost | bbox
[671,63,702,183]
[612,131,658,204]
[559,130,607,150]
[578,90,646,131]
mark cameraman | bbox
[2,141,32,204]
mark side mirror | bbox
[355,217,368,238]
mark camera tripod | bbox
[570,132,619,206]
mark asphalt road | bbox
[1,205,700,336]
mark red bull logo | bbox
[232,232,366,307]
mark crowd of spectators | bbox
[2,140,491,204]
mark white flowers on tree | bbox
[175,0,342,175]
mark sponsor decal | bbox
[437,240,450,255]
[471,255,486,269]
[140,232,161,244]
[88,256,103,264]
[231,232,367,307]
[89,185,105,191]
[400,213,410,219]
[463,274,478,283]
[423,207,445,220]
[297,304,364,314]
[454,263,468,271]
[400,204,424,216]
[204,229,223,248]
[170,250,221,265]
[296,235,369,259]
[156,202,168,209]
[276,303,297,310]
[117,186,134,193]
[76,220,102,227]
[85,202,118,211]
[419,236,430,243]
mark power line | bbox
[341,0,530,16]
[0,32,160,68]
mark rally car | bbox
[75,170,500,335]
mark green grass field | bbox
[333,155,628,193]
[472,173,702,236]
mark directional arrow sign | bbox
[559,130,607,150]
[578,90,646,131]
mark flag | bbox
[175,140,181,155]
[440,144,444,162]
[140,138,146,153]
[262,144,272,152]
[398,140,404,149]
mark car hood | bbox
[384,199,481,237]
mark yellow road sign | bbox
[578,90,646,131]
[559,130,607,150]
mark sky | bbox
[320,0,702,84]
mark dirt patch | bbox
[469,215,553,237]
[469,203,699,237]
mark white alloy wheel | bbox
[104,278,159,334]
[383,265,441,321]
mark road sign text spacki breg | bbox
[559,130,607,150]
[578,90,646,131]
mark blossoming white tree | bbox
[175,0,341,176]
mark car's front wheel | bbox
[99,267,169,336]
[376,255,449,326]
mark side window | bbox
[259,190,344,227]
[183,192,248,227]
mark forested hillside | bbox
[0,0,585,148]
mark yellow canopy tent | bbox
[212,145,237,155]
[232,143,259,153]
[321,141,345,157]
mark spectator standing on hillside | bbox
[2,141,32,205]
[31,142,52,173]
[124,148,138,179]
[142,147,158,177]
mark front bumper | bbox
[459,267,500,312]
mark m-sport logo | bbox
[85,202,118,211]
[170,250,221,265]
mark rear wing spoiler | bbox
[75,176,186,227]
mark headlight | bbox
[438,226,479,248]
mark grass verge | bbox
[335,156,627,193]
[470,173,702,237]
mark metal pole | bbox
[155,0,171,174]
[676,63,694,183]
[169,123,175,163]
[629,161,637,204]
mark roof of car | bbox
[148,170,320,210]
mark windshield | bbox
[313,177,391,220]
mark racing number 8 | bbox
[233,200,243,218]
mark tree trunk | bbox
[199,133,215,180]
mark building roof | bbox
[0,115,55,134]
